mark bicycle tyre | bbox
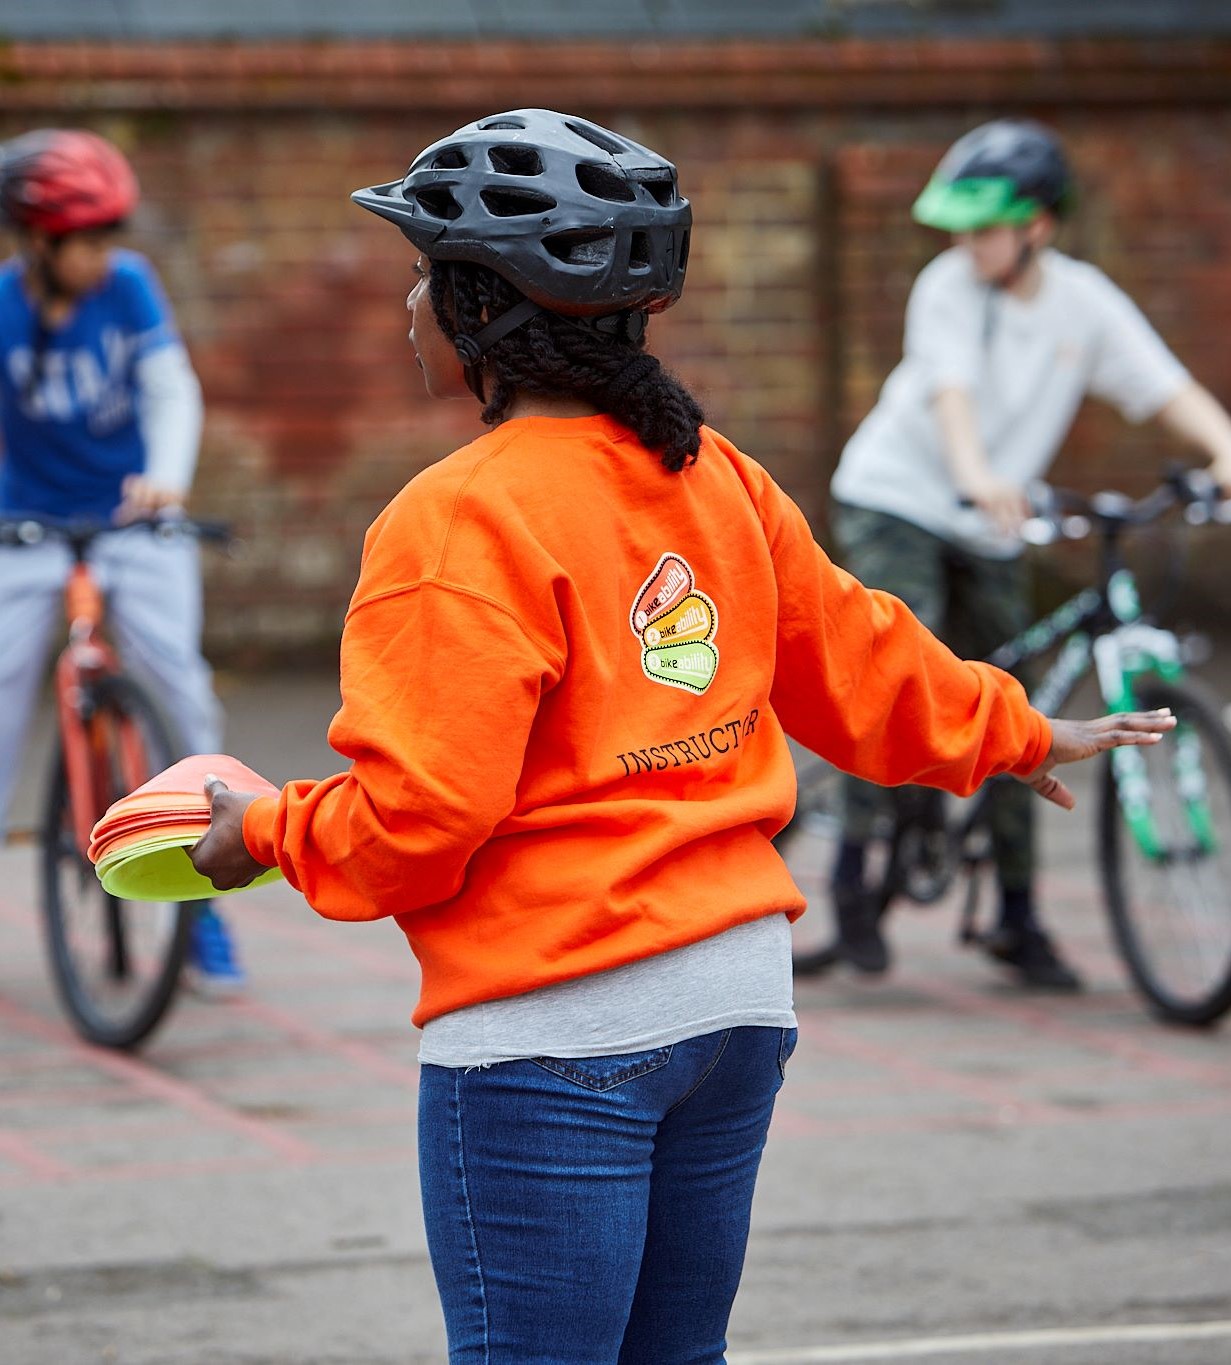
[1100,678,1231,1027]
[882,785,962,910]
[40,673,189,1049]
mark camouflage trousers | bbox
[830,501,1035,892]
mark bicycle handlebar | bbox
[0,513,234,553]
[993,468,1231,547]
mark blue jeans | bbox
[0,530,222,834]
[418,1025,798,1364]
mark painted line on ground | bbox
[236,892,419,981]
[231,996,422,1089]
[0,1128,72,1179]
[800,1017,1067,1116]
[916,976,1231,1087]
[727,1319,1231,1363]
[0,995,318,1167]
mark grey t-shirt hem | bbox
[419,1008,798,1068]
[418,913,796,1068]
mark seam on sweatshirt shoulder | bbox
[432,433,522,581]
[350,577,566,674]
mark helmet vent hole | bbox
[629,232,651,270]
[636,172,677,207]
[543,228,615,267]
[480,187,557,217]
[678,229,691,271]
[565,120,628,156]
[415,188,463,220]
[488,145,544,177]
[576,163,635,203]
[479,118,526,131]
[431,147,469,170]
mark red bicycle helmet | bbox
[0,129,139,235]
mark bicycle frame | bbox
[1,512,226,857]
[962,522,1210,866]
[0,512,233,1048]
[53,558,148,855]
[1092,600,1215,863]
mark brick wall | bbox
[2,39,1230,659]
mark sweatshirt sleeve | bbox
[242,577,564,920]
[757,473,1051,794]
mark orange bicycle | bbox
[0,514,230,1048]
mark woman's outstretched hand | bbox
[188,775,269,890]
[1020,709,1177,810]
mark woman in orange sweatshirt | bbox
[191,110,1173,1364]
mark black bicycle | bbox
[778,471,1231,1027]
[0,514,230,1048]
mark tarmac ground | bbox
[1,671,1229,1364]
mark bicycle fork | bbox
[54,564,147,855]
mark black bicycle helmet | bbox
[351,109,691,323]
[912,120,1073,233]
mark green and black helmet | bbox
[912,120,1073,233]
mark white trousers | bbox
[0,528,223,834]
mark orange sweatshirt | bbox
[243,415,1051,1026]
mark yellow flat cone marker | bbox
[98,834,282,902]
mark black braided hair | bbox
[429,261,704,473]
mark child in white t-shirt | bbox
[821,119,1231,989]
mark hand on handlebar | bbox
[1019,710,1177,810]
[115,475,185,524]
[960,477,1031,538]
[1167,465,1231,525]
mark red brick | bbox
[1,40,1228,658]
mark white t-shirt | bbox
[829,247,1190,559]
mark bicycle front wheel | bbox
[41,674,189,1049]
[1100,679,1231,1026]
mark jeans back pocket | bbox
[532,1045,673,1092]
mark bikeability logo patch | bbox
[629,552,719,695]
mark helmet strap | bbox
[454,295,542,370]
[991,232,1037,292]
[450,293,651,402]
[453,294,543,405]
[28,236,71,304]
[21,239,72,404]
